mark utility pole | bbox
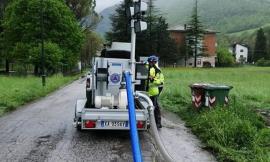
[149,0,152,52]
[41,0,46,86]
[130,19,136,86]
[128,0,147,89]
[194,0,198,68]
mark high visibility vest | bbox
[148,65,165,96]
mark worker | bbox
[146,55,164,128]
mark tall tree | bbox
[155,16,178,66]
[0,0,8,72]
[254,28,267,61]
[105,0,131,43]
[65,0,100,30]
[3,0,84,74]
[106,0,177,65]
[65,0,95,20]
[186,0,205,67]
[81,31,103,68]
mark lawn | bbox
[160,67,270,162]
[0,74,79,115]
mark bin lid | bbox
[190,83,233,90]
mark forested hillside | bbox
[227,24,270,54]
[155,0,270,33]
[95,5,117,36]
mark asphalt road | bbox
[0,78,215,162]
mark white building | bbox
[232,44,248,63]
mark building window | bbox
[197,59,201,65]
[240,49,244,52]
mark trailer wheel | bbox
[76,117,82,131]
[86,90,93,108]
[77,125,82,131]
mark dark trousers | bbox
[158,86,163,96]
[150,96,161,126]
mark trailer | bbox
[74,42,151,131]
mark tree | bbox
[106,0,177,65]
[217,47,235,67]
[254,28,267,61]
[186,0,205,67]
[65,0,100,29]
[29,42,63,74]
[66,0,95,20]
[105,0,131,43]
[81,31,103,68]
[155,17,178,66]
[0,0,8,72]
[2,0,84,74]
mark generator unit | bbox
[74,42,150,130]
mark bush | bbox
[217,47,235,67]
[30,42,64,74]
[187,105,268,162]
[256,58,270,67]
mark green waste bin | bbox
[189,83,233,109]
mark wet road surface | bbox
[159,111,216,162]
[0,79,215,162]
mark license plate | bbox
[101,121,128,128]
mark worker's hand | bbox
[149,76,154,82]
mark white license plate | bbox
[101,121,128,128]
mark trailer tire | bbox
[86,90,93,108]
[77,125,82,131]
[76,117,82,131]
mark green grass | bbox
[160,67,270,162]
[0,74,79,115]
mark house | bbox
[230,43,248,63]
[168,25,217,67]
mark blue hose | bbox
[124,71,143,162]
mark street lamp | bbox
[41,0,46,86]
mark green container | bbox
[189,83,233,109]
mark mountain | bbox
[155,0,270,33]
[96,0,270,35]
[227,24,270,47]
[95,5,117,37]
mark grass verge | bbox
[160,67,270,162]
[0,74,80,116]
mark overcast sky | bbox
[95,0,123,12]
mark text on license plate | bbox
[101,121,128,127]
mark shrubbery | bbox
[217,47,235,67]
[256,58,270,67]
[190,106,269,161]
